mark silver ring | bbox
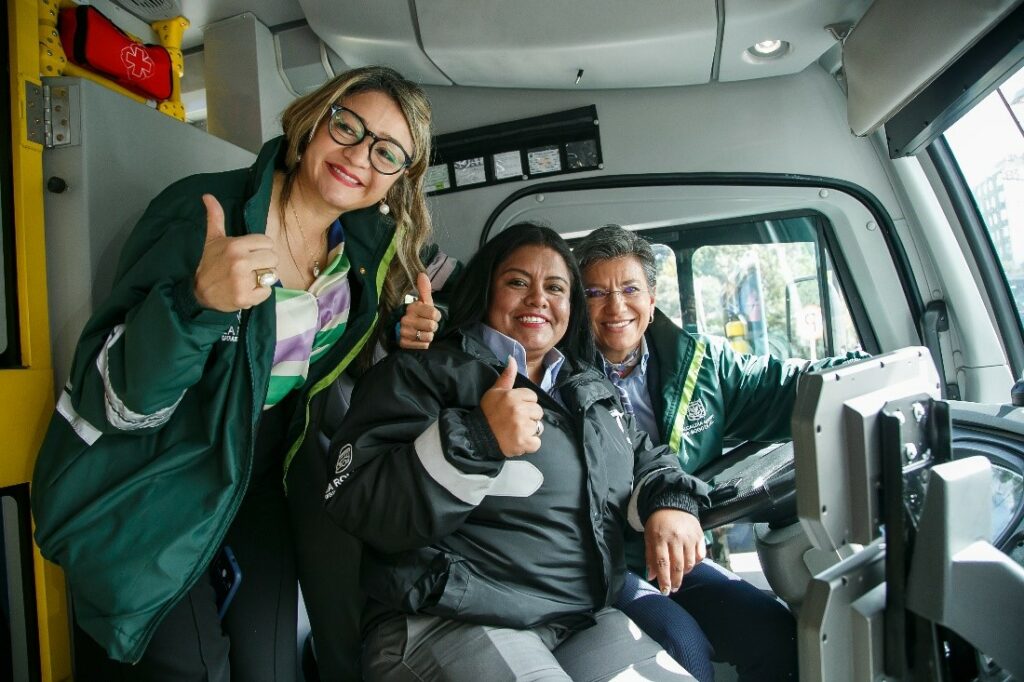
[415,329,422,342]
[534,420,544,437]
[256,269,276,288]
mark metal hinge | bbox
[45,84,74,148]
[26,83,75,148]
[24,82,45,145]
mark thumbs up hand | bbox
[193,194,278,312]
[480,356,544,458]
[399,271,442,349]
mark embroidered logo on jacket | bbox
[325,444,354,502]
[335,444,353,474]
[682,397,715,437]
[686,399,707,422]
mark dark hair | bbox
[446,223,596,365]
[574,224,658,289]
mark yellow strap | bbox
[668,339,707,455]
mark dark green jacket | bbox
[31,136,398,663]
[645,308,864,474]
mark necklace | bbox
[290,205,326,278]
[281,219,309,286]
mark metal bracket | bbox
[25,82,45,145]
[44,84,74,148]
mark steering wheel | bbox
[696,441,798,530]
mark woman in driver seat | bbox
[574,224,867,681]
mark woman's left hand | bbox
[399,272,441,350]
[643,509,706,595]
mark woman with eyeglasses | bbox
[574,224,866,681]
[32,66,436,681]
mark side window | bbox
[943,63,1024,326]
[650,243,683,327]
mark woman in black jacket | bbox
[323,224,711,681]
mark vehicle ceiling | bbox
[155,0,872,88]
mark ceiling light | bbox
[744,39,790,62]
[753,40,783,55]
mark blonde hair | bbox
[279,66,433,365]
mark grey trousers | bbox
[362,608,698,682]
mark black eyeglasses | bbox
[584,286,649,301]
[327,104,412,176]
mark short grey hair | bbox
[574,225,658,289]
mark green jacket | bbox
[646,307,864,474]
[30,136,398,663]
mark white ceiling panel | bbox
[414,0,716,89]
[178,0,305,49]
[718,0,872,82]
[298,0,452,85]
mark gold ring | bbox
[256,269,276,288]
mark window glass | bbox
[648,217,860,361]
[944,64,1024,325]
[650,243,683,327]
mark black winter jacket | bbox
[323,329,710,631]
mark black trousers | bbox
[74,403,299,682]
[287,375,365,681]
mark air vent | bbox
[109,0,183,22]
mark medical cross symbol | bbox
[120,44,154,81]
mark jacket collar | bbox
[455,327,614,411]
[645,307,698,437]
[242,136,284,235]
[475,323,566,392]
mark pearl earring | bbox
[378,199,390,216]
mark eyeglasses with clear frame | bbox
[327,104,412,176]
[583,285,650,302]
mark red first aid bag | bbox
[58,5,173,101]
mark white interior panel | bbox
[425,66,901,260]
[844,0,1022,135]
[718,0,871,82]
[179,0,305,49]
[416,0,716,88]
[299,0,452,85]
[204,13,296,153]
